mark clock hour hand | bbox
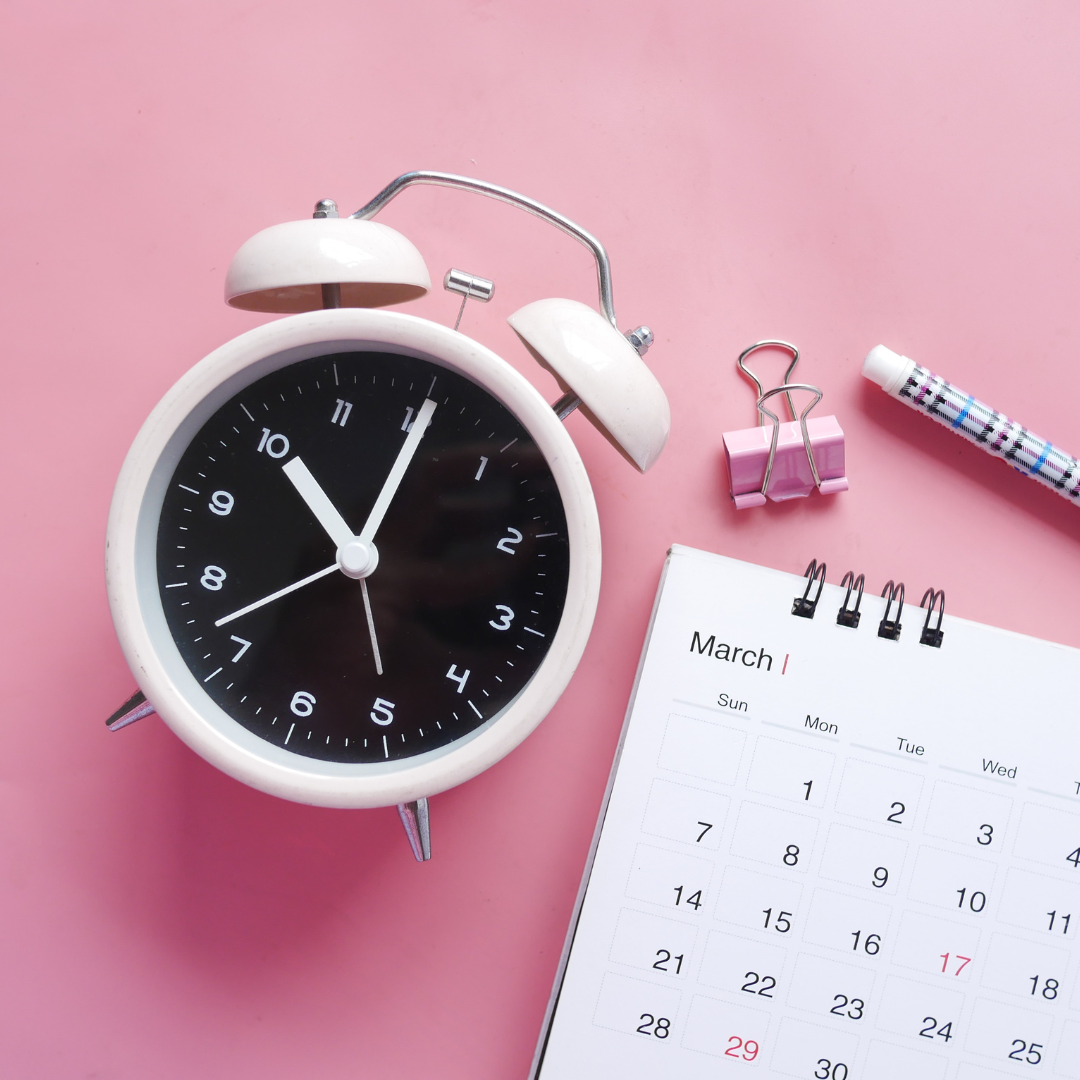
[358,398,437,545]
[282,456,354,549]
[282,456,379,579]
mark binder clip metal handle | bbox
[738,340,800,427]
[756,382,824,502]
[723,341,849,509]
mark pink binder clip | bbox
[723,340,849,509]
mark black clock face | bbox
[156,350,570,764]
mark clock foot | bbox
[397,798,431,862]
[105,689,157,731]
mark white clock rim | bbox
[106,308,601,808]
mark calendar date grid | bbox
[598,696,1080,1075]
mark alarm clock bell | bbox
[106,171,669,862]
[224,179,668,471]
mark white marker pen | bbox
[863,344,1080,505]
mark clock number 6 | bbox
[370,698,395,726]
[290,691,315,717]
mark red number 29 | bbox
[725,1036,760,1061]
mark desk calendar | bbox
[532,547,1080,1080]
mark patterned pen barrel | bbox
[864,345,1080,505]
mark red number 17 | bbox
[940,952,971,976]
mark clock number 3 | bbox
[497,528,523,554]
[489,605,515,631]
[370,698,395,726]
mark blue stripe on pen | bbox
[1029,442,1052,476]
[951,395,975,429]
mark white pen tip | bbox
[863,344,914,394]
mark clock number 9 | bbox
[370,698,395,726]
[208,491,234,516]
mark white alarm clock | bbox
[105,171,669,859]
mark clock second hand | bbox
[214,563,338,627]
[215,558,386,671]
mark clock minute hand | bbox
[357,397,437,545]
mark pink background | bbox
[2,2,1079,1076]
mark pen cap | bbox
[863,345,917,395]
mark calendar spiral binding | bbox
[791,560,945,648]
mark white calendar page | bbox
[533,546,1080,1080]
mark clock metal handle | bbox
[350,170,619,329]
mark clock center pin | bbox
[337,538,379,579]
